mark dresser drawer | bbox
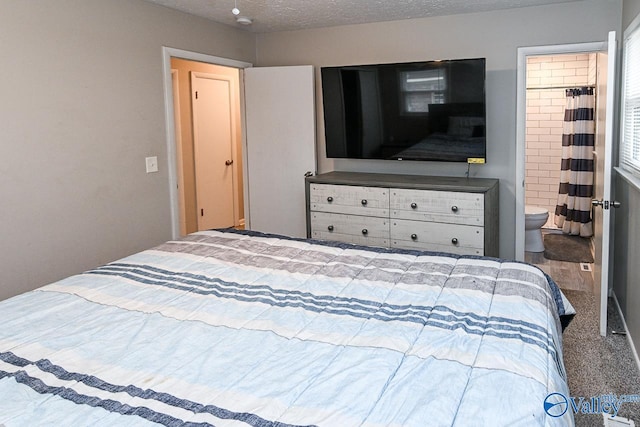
[310,183,389,217]
[310,211,389,247]
[390,219,483,255]
[390,188,484,226]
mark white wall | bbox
[0,0,255,301]
[255,0,622,258]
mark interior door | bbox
[191,72,237,230]
[593,31,618,337]
[243,66,316,238]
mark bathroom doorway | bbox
[516,32,618,337]
[524,53,597,234]
[522,52,599,293]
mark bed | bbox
[390,133,486,162]
[0,228,574,426]
[388,104,486,162]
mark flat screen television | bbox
[321,58,486,162]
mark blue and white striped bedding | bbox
[0,229,574,426]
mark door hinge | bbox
[201,208,204,216]
[195,91,198,100]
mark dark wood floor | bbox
[525,250,594,294]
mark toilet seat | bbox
[525,205,549,218]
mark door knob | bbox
[225,159,234,166]
[592,199,622,209]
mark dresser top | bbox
[307,171,499,193]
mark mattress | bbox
[0,229,574,426]
[390,133,485,161]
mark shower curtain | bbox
[554,87,595,237]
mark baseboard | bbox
[612,293,640,374]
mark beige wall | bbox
[624,0,640,29]
[0,0,255,301]
[170,58,244,235]
[0,0,625,301]
[255,0,622,258]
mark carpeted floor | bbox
[562,290,640,426]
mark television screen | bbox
[321,58,486,162]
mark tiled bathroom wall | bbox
[525,53,596,228]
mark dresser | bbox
[305,172,499,257]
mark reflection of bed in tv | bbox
[391,133,486,161]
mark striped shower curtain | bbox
[554,87,595,237]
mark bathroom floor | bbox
[525,228,595,294]
[525,251,594,293]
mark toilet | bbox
[525,205,550,252]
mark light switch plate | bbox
[145,156,158,173]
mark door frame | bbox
[515,40,608,260]
[161,47,252,239]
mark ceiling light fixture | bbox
[232,0,252,26]
[236,16,253,25]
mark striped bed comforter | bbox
[0,229,575,426]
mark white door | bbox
[191,72,237,230]
[244,66,316,238]
[593,31,618,337]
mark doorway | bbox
[516,33,618,337]
[162,49,252,238]
[162,47,317,241]
[516,40,608,261]
[171,58,244,235]
[522,52,599,292]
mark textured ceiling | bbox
[144,0,586,33]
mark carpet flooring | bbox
[562,290,640,426]
[544,234,595,263]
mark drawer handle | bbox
[362,229,368,235]
[410,202,417,209]
[361,199,368,206]
[327,196,333,203]
[411,233,418,241]
[451,238,459,245]
[327,225,334,232]
[451,205,459,213]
